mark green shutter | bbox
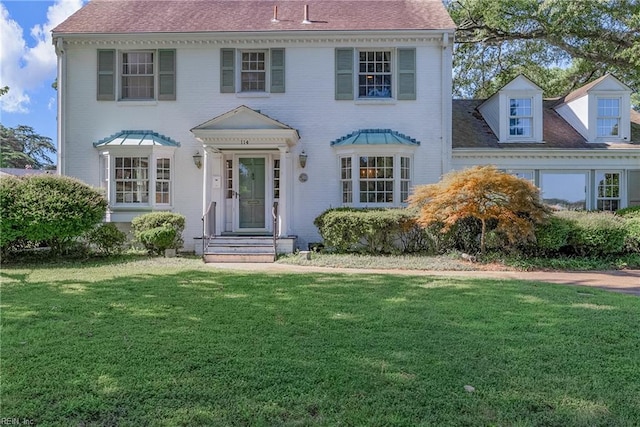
[158,49,176,100]
[97,50,115,101]
[397,48,416,100]
[270,48,285,93]
[220,48,235,93]
[335,48,354,100]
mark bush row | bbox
[314,207,640,257]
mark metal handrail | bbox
[271,201,279,261]
[202,201,216,258]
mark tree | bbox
[0,87,57,168]
[447,0,640,107]
[408,166,550,254]
[0,124,56,168]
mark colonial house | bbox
[52,0,639,260]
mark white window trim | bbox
[595,96,622,139]
[336,146,415,207]
[595,170,623,211]
[119,50,156,101]
[237,49,269,95]
[356,49,394,101]
[508,97,533,139]
[98,147,176,209]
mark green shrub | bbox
[616,206,640,218]
[0,175,107,255]
[137,225,177,255]
[558,211,627,256]
[85,223,127,255]
[131,212,185,255]
[533,215,576,255]
[623,215,640,253]
[314,208,427,254]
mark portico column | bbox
[277,146,291,237]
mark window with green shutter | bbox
[220,49,236,93]
[270,48,285,93]
[158,49,176,100]
[97,50,115,100]
[397,48,416,100]
[335,48,354,100]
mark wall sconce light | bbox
[193,151,203,169]
[299,151,308,168]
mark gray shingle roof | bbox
[453,99,640,149]
[53,0,456,34]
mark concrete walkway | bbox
[208,262,640,296]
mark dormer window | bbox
[597,98,621,137]
[509,98,533,137]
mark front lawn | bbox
[2,258,639,426]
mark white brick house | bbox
[52,0,638,256]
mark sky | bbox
[0,0,86,149]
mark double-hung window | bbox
[597,98,621,137]
[509,98,532,137]
[335,48,416,100]
[122,51,154,99]
[241,51,266,92]
[97,49,176,101]
[358,51,392,98]
[220,48,285,94]
[596,171,621,211]
[112,156,172,205]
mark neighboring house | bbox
[52,1,638,256]
[0,168,51,177]
[452,74,640,211]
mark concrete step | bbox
[203,252,275,263]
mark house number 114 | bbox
[240,139,249,145]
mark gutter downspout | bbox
[441,31,452,175]
[55,36,65,175]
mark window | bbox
[241,51,266,92]
[155,158,171,204]
[540,172,587,210]
[335,48,416,100]
[97,49,176,101]
[400,157,411,202]
[122,51,154,99]
[220,48,285,94]
[339,155,411,206]
[115,157,149,203]
[226,159,233,199]
[597,98,620,137]
[341,157,353,203]
[273,159,280,199]
[358,51,392,98]
[596,172,620,211]
[509,98,532,137]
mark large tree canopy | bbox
[447,0,640,106]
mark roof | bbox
[331,129,420,146]
[93,130,181,147]
[0,168,52,177]
[560,74,632,105]
[52,0,456,35]
[452,99,640,149]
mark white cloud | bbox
[0,0,85,114]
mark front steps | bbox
[203,236,275,263]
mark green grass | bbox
[2,257,639,426]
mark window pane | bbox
[115,156,150,204]
[541,172,586,210]
[241,51,266,92]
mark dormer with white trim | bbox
[477,75,544,143]
[554,74,632,143]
